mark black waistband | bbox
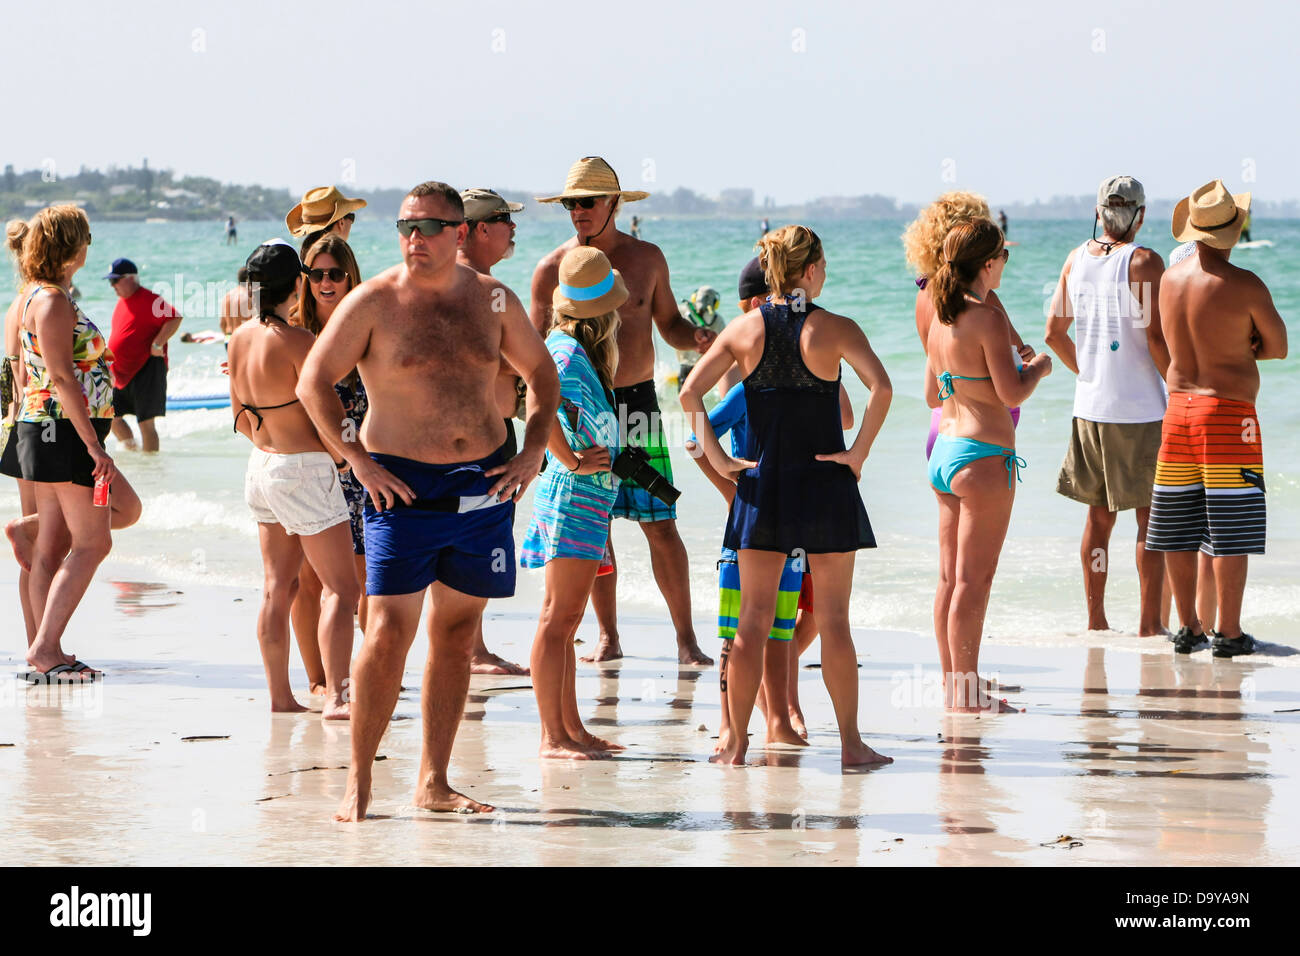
[613,379,659,415]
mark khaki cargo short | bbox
[1056,417,1162,512]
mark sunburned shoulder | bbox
[536,238,580,272]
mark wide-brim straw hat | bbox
[1172,180,1251,250]
[552,246,629,319]
[537,156,649,204]
[286,185,368,238]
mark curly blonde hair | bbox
[7,206,91,285]
[901,191,993,279]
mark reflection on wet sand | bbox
[110,580,182,615]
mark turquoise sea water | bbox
[4,216,1297,646]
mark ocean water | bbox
[4,216,1297,646]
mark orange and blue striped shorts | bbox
[1146,393,1266,556]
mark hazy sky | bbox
[5,0,1296,204]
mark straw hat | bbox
[286,186,368,237]
[551,247,629,318]
[537,156,649,204]
[1172,180,1251,250]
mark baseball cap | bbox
[1097,175,1145,208]
[738,257,769,300]
[244,239,306,286]
[461,188,524,221]
[103,258,138,280]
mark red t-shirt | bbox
[108,287,180,388]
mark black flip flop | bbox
[19,663,100,684]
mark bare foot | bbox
[470,652,530,676]
[412,781,495,813]
[573,730,625,752]
[4,516,35,573]
[271,697,310,713]
[789,708,808,739]
[677,640,714,666]
[765,722,810,747]
[322,699,351,720]
[708,741,750,766]
[842,739,893,766]
[580,635,623,663]
[539,736,610,760]
[333,772,371,822]
[308,682,327,697]
[1087,618,1112,632]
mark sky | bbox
[3,0,1297,205]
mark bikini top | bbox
[936,370,990,400]
[233,397,300,433]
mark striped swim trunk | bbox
[1146,393,1266,557]
[717,548,805,641]
[611,380,676,522]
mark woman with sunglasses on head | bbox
[285,235,369,698]
[228,240,360,718]
[924,219,1051,713]
[1,207,143,681]
[681,224,893,768]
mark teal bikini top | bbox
[936,370,991,400]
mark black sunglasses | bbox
[307,267,348,283]
[480,213,513,225]
[342,213,356,223]
[396,218,463,238]
[560,196,607,211]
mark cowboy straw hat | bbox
[551,246,629,319]
[537,156,649,204]
[286,185,368,237]
[1172,180,1251,250]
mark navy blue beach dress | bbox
[723,300,876,555]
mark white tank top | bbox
[1067,242,1167,423]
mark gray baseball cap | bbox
[1097,175,1145,207]
[461,188,524,221]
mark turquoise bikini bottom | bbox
[928,434,1026,495]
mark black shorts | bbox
[10,418,113,487]
[113,355,167,421]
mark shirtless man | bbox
[1146,181,1287,658]
[531,156,714,665]
[457,187,529,676]
[298,182,559,820]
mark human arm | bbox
[650,246,716,353]
[528,255,559,335]
[987,289,1034,363]
[1130,248,1169,378]
[297,285,413,509]
[814,318,891,479]
[1248,274,1288,360]
[31,291,117,483]
[546,410,611,476]
[490,288,561,500]
[679,320,757,479]
[1044,256,1078,374]
[151,295,182,354]
[984,307,1051,406]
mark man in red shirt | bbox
[105,258,182,452]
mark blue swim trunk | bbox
[717,547,805,641]
[364,450,516,598]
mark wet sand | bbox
[1,563,1297,866]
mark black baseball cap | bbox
[244,239,307,286]
[104,258,138,280]
[738,256,769,300]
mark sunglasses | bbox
[342,213,356,223]
[560,196,608,211]
[307,267,348,284]
[480,213,513,225]
[396,218,463,238]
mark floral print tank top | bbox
[19,285,115,422]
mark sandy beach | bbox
[2,560,1296,867]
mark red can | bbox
[93,475,110,508]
